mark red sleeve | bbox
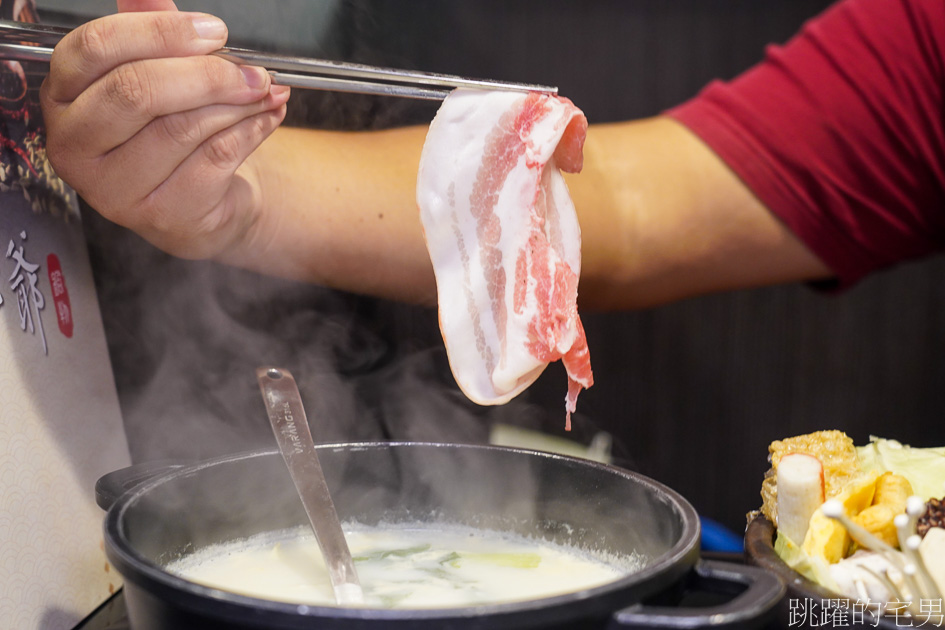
[667,0,945,289]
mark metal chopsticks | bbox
[0,19,558,101]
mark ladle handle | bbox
[609,560,785,629]
[257,366,363,605]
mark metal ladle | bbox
[256,366,363,605]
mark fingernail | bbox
[241,66,269,91]
[192,16,226,40]
[270,84,291,99]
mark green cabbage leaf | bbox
[774,530,839,593]
[856,437,945,500]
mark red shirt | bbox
[668,0,945,288]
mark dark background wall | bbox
[49,1,945,535]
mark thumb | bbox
[116,0,178,12]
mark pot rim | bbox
[745,513,900,630]
[102,441,701,623]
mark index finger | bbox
[45,11,228,103]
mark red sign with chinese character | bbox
[46,253,72,338]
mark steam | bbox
[85,240,369,460]
[82,207,536,464]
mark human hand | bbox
[41,0,290,260]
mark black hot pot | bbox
[95,443,784,630]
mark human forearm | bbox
[224,124,437,304]
[569,117,833,310]
[229,117,832,310]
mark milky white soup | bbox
[167,524,640,609]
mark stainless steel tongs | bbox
[0,19,557,100]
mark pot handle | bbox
[95,460,186,511]
[609,560,785,630]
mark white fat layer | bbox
[417,89,583,405]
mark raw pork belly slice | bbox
[416,89,593,429]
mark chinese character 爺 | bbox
[7,230,47,354]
